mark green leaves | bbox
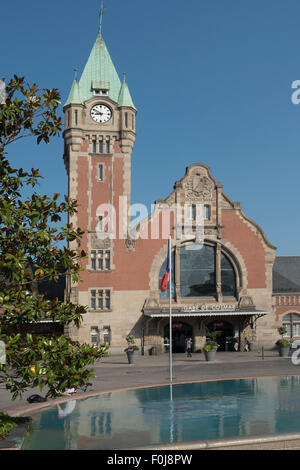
[0,75,107,400]
[3,334,108,399]
[0,75,62,150]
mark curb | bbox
[0,421,30,451]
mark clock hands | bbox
[91,105,111,122]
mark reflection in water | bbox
[169,384,174,443]
[57,401,76,418]
[23,376,300,450]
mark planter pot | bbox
[279,345,290,357]
[204,349,217,361]
[126,351,137,364]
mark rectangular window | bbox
[98,290,103,310]
[294,323,300,337]
[91,290,96,310]
[90,250,111,271]
[67,111,70,127]
[132,115,134,130]
[125,112,128,128]
[106,140,110,154]
[98,250,104,270]
[187,204,196,220]
[105,251,111,270]
[105,290,111,310]
[283,323,291,337]
[98,164,104,181]
[103,326,111,345]
[91,251,96,270]
[204,205,211,220]
[92,140,97,153]
[99,140,103,153]
[90,290,111,311]
[90,327,99,346]
[75,110,78,125]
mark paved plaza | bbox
[1,349,299,418]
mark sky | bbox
[2,0,300,255]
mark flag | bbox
[160,240,170,292]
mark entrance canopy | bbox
[143,309,267,318]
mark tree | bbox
[0,76,108,400]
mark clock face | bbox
[90,104,112,123]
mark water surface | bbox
[22,376,300,449]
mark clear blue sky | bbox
[2,0,300,255]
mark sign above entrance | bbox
[213,321,224,328]
[172,322,184,329]
[184,303,237,313]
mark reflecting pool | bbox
[22,376,300,450]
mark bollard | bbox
[262,346,264,360]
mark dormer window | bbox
[93,89,108,96]
[92,81,109,97]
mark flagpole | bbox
[169,234,173,383]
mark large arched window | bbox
[159,243,237,299]
[180,245,216,297]
[221,252,236,297]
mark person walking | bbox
[244,337,249,352]
[186,337,192,357]
[233,336,239,352]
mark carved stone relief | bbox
[90,232,111,249]
[183,175,213,202]
[144,298,160,310]
[238,295,256,309]
[125,237,137,252]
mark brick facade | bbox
[62,31,295,354]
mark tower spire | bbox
[99,0,106,36]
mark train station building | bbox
[60,19,300,354]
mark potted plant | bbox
[204,341,219,361]
[277,327,290,357]
[124,335,139,364]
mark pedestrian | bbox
[233,336,239,351]
[186,337,192,357]
[244,337,249,352]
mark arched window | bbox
[180,245,216,297]
[221,252,236,297]
[158,243,237,300]
[282,313,300,338]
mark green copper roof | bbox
[64,34,136,109]
[79,34,121,103]
[64,77,81,106]
[118,75,136,109]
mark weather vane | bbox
[99,0,106,36]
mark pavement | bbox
[1,349,300,417]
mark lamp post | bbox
[169,234,173,383]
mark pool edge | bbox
[5,372,300,418]
[130,432,300,451]
[6,373,300,451]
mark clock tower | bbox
[62,8,137,343]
